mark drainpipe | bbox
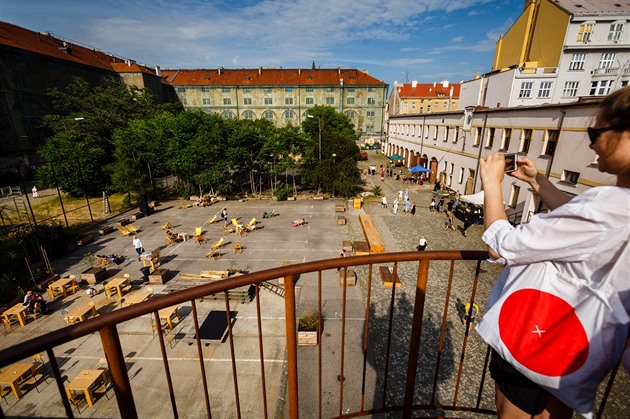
[472,112,488,194]
[419,115,426,160]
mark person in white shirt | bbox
[132,236,143,261]
[478,87,630,418]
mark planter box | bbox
[297,330,319,346]
[77,235,94,246]
[80,267,107,285]
[130,212,144,221]
[313,196,324,200]
[98,225,114,236]
[149,268,171,285]
[335,205,346,213]
[339,269,356,286]
[117,219,130,227]
[337,215,346,225]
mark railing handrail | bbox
[0,250,487,368]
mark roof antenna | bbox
[312,53,316,70]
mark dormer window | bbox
[577,22,593,43]
[608,22,624,43]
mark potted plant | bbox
[297,310,319,346]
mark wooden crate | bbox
[98,225,114,236]
[337,215,346,225]
[149,269,170,285]
[335,204,346,213]
[339,269,356,286]
[353,241,369,256]
[342,241,353,252]
[379,266,401,288]
[130,212,144,221]
[80,267,107,285]
[297,330,319,346]
[77,235,94,246]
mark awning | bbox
[408,164,430,173]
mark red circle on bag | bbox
[498,289,588,376]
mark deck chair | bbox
[210,237,224,250]
[125,224,142,234]
[206,250,222,260]
[236,225,247,237]
[231,218,242,228]
[195,233,206,245]
[118,226,132,236]
[221,226,235,235]
[246,218,258,232]
[206,215,218,225]
[161,220,172,230]
[232,244,244,254]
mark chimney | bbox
[218,67,223,75]
[258,67,262,75]
[411,80,417,88]
[442,80,449,88]
[433,82,436,88]
[340,78,344,86]
[155,66,161,77]
[338,67,341,75]
[125,59,131,66]
[450,86,454,97]
[298,68,301,74]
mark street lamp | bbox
[332,153,337,197]
[306,114,321,162]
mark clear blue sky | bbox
[2,0,524,86]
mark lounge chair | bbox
[210,237,224,250]
[161,221,172,230]
[206,215,218,225]
[118,226,132,236]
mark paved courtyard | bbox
[1,150,626,418]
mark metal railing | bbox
[0,251,619,418]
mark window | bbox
[453,127,460,143]
[577,23,593,43]
[598,53,616,69]
[347,87,355,92]
[367,97,376,105]
[327,87,335,92]
[590,80,614,96]
[202,98,211,105]
[509,185,520,208]
[412,102,416,109]
[485,127,495,148]
[243,88,252,93]
[538,82,552,98]
[222,110,234,118]
[182,98,187,105]
[569,53,586,70]
[346,97,355,105]
[345,111,356,119]
[243,110,254,120]
[263,88,272,93]
[608,22,624,43]
[285,87,293,92]
[368,87,376,92]
[326,97,334,105]
[449,163,454,175]
[263,110,274,120]
[444,127,449,142]
[222,87,231,93]
[243,98,252,105]
[201,87,210,92]
[366,124,374,133]
[424,126,429,139]
[306,87,314,92]
[223,98,232,105]
[433,126,438,141]
[283,110,295,119]
[501,128,512,151]
[264,97,273,105]
[518,82,533,98]
[561,170,580,185]
[544,130,559,156]
[458,168,465,184]
[474,127,482,146]
[367,111,375,118]
[176,87,186,92]
[306,97,314,105]
[285,98,294,105]
[520,129,533,153]
[563,81,579,97]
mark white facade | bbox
[386,102,615,224]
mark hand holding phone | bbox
[504,153,517,173]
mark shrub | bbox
[372,186,382,196]
[298,311,318,332]
[273,184,292,201]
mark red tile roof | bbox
[396,82,461,98]
[161,68,387,86]
[0,21,161,78]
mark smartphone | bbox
[504,153,518,172]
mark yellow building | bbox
[387,80,460,115]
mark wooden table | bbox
[3,302,28,327]
[158,306,180,330]
[48,277,76,298]
[0,363,36,400]
[379,266,401,288]
[105,277,130,298]
[124,292,151,306]
[65,369,107,407]
[65,305,98,325]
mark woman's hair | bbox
[598,86,630,127]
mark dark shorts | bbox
[489,349,550,415]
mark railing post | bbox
[403,258,430,417]
[283,274,299,419]
[100,324,138,419]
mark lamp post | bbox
[332,153,337,197]
[306,114,321,162]
[74,117,94,220]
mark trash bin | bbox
[140,266,151,282]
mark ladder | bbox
[259,281,285,298]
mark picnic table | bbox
[65,369,108,407]
[105,276,130,298]
[47,277,76,298]
[159,306,180,330]
[124,291,151,306]
[3,302,28,327]
[379,266,401,288]
[65,304,98,325]
[0,363,36,400]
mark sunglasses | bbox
[587,125,627,145]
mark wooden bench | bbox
[379,266,400,287]
[335,204,346,213]
[164,282,253,303]
[337,215,346,225]
[339,269,356,286]
[98,225,114,236]
[342,241,353,252]
[353,241,370,256]
[359,214,384,253]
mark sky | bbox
[1,0,525,87]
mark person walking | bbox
[444,211,455,230]
[404,199,411,214]
[416,236,428,251]
[392,198,398,215]
[462,214,473,237]
[380,170,385,182]
[430,197,436,212]
[410,202,416,215]
[132,235,143,261]
[381,196,387,209]
[221,208,228,226]
[32,186,39,198]
[476,87,630,418]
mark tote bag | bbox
[476,261,629,417]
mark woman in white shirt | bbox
[478,86,630,418]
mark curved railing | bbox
[0,250,619,418]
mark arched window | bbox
[242,110,255,120]
[263,110,275,120]
[283,110,295,120]
[222,110,235,119]
[345,111,356,119]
